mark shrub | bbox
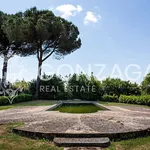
[0,96,9,105]
[13,94,33,103]
[101,95,119,102]
[119,95,150,106]
[0,94,33,106]
[102,78,141,97]
[29,74,65,100]
[28,80,36,97]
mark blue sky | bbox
[1,0,150,83]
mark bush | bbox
[119,95,150,106]
[101,95,119,102]
[28,80,36,97]
[0,96,8,105]
[29,74,65,100]
[102,78,141,97]
[13,94,33,103]
[0,94,33,106]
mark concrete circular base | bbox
[0,103,150,140]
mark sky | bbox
[0,0,150,83]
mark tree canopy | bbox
[141,73,150,95]
[0,11,9,55]
[3,7,82,98]
[0,12,34,85]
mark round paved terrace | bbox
[0,104,150,138]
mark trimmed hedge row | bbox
[119,95,150,106]
[101,95,119,102]
[0,94,33,106]
[101,94,150,106]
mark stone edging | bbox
[13,127,150,141]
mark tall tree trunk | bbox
[2,56,8,87]
[35,59,42,99]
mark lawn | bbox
[107,136,150,150]
[0,100,57,110]
[0,106,15,110]
[14,100,56,106]
[99,101,150,108]
[0,123,63,150]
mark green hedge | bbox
[0,94,33,106]
[119,95,150,106]
[101,95,119,102]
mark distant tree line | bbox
[6,72,150,101]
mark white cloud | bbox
[56,4,83,19]
[84,11,102,25]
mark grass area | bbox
[107,136,150,150]
[99,101,150,108]
[52,103,104,113]
[0,106,15,110]
[13,100,56,106]
[0,124,63,150]
[0,100,57,110]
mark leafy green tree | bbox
[141,73,150,95]
[0,12,32,86]
[0,11,10,85]
[13,79,29,93]
[67,73,89,99]
[102,78,141,97]
[88,74,104,100]
[28,79,36,97]
[102,78,122,97]
[67,73,103,100]
[29,74,65,100]
[7,7,81,99]
[121,81,141,96]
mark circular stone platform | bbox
[0,104,150,140]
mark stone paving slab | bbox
[54,137,110,147]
